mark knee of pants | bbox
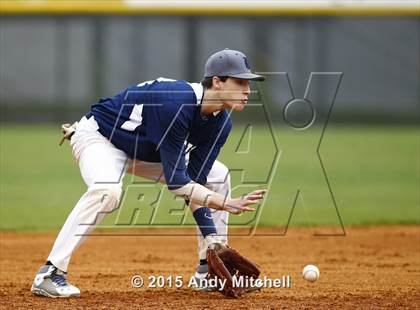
[207,162,231,196]
[87,184,122,212]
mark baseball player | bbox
[31,48,266,298]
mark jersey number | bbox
[121,104,143,131]
[120,77,175,131]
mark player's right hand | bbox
[223,189,266,214]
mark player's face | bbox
[219,78,251,112]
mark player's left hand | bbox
[206,244,261,298]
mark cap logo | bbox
[243,57,251,70]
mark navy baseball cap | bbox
[204,48,265,81]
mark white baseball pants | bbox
[47,116,230,272]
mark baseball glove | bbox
[206,244,260,298]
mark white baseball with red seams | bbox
[303,265,320,282]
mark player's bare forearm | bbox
[171,182,266,214]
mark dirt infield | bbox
[1,226,419,309]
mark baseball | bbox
[303,265,320,282]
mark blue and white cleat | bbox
[192,264,217,292]
[31,265,80,298]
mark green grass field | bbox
[0,124,418,231]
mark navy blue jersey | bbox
[87,78,232,190]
